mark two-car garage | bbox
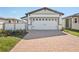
[21,7,64,30]
[31,17,58,30]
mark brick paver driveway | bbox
[11,30,79,52]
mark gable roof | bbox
[63,13,79,19]
[0,17,19,20]
[21,16,27,19]
[71,13,79,17]
[21,7,64,19]
[25,7,64,15]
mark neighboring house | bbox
[0,17,20,23]
[0,17,24,30]
[21,7,64,30]
[0,17,8,29]
[63,13,79,30]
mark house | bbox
[21,7,64,30]
[63,13,79,30]
[0,17,8,29]
[0,17,20,24]
[0,17,25,30]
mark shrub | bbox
[0,30,28,38]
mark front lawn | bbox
[0,30,28,52]
[0,36,20,52]
[64,29,79,37]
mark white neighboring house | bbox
[63,13,79,30]
[21,7,64,30]
[0,17,26,30]
[0,21,4,29]
[0,18,8,29]
[4,19,27,30]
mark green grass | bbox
[64,29,79,37]
[0,30,27,52]
[0,36,20,52]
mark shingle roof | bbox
[0,17,18,20]
[21,16,27,19]
[71,13,79,17]
[21,7,64,19]
[63,13,79,19]
[25,7,64,15]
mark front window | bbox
[9,20,11,23]
[74,18,78,23]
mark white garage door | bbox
[31,18,58,30]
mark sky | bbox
[0,7,79,19]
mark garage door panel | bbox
[32,21,58,30]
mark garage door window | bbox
[42,18,44,21]
[36,18,38,21]
[46,19,47,21]
[39,18,41,21]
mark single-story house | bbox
[21,7,64,30]
[63,13,79,30]
[0,17,20,23]
[0,17,25,30]
[0,17,9,29]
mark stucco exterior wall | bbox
[0,20,5,29]
[62,19,66,28]
[5,23,14,30]
[0,24,3,29]
[72,24,79,30]
[58,15,63,30]
[4,23,27,30]
[72,17,79,30]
